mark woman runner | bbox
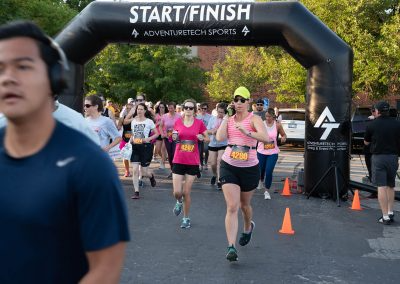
[216,87,271,262]
[171,99,209,229]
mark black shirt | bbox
[364,116,400,155]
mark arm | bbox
[79,242,126,284]
[243,115,270,143]
[144,127,159,143]
[103,120,122,152]
[277,122,287,143]
[216,116,229,142]
[123,107,136,125]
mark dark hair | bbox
[136,92,146,101]
[155,101,168,114]
[183,99,197,114]
[217,102,228,114]
[200,102,208,108]
[133,103,154,121]
[85,94,104,112]
[167,101,176,108]
[266,108,276,118]
[0,21,61,87]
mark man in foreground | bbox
[0,21,129,283]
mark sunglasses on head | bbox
[184,106,195,110]
[233,97,247,103]
[84,104,93,108]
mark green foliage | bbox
[85,45,206,104]
[0,0,76,36]
[206,0,400,103]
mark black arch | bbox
[56,1,353,198]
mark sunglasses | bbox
[84,104,93,108]
[201,107,208,110]
[233,98,247,103]
[184,106,195,110]
[256,104,263,106]
[136,99,144,102]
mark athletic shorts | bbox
[372,154,399,187]
[156,135,163,141]
[130,143,153,167]
[219,160,260,192]
[172,163,200,176]
[208,145,227,152]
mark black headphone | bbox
[45,37,69,96]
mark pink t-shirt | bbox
[222,113,259,167]
[172,118,207,165]
[161,113,181,139]
[257,121,279,155]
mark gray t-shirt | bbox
[253,110,266,121]
[86,115,120,148]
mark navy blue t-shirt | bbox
[0,122,130,283]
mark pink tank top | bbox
[222,113,258,167]
[257,121,279,155]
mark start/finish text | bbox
[129,4,252,24]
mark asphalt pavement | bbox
[115,153,400,284]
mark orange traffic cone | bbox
[350,190,362,210]
[281,177,291,196]
[279,207,295,235]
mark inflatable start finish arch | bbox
[56,1,353,199]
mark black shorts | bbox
[372,154,399,187]
[219,160,260,192]
[130,143,154,167]
[156,135,163,141]
[208,145,227,152]
[172,163,200,176]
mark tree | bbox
[0,0,76,36]
[85,44,206,104]
[206,0,400,103]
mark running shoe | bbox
[217,182,222,191]
[149,174,156,187]
[173,200,183,216]
[257,180,263,190]
[389,213,395,222]
[167,172,173,179]
[239,221,255,246]
[180,218,191,229]
[226,245,238,262]
[139,179,144,187]
[159,162,165,169]
[124,171,131,177]
[210,176,216,185]
[131,191,140,199]
[264,191,271,200]
[378,216,391,225]
[196,171,202,179]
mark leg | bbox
[222,183,241,246]
[240,190,255,232]
[123,159,130,176]
[216,149,225,181]
[387,187,395,213]
[257,152,267,182]
[172,173,184,201]
[160,140,167,168]
[378,186,389,216]
[198,141,204,168]
[131,163,140,192]
[204,142,209,168]
[264,154,279,189]
[208,150,217,176]
[182,174,196,218]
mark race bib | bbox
[264,141,275,150]
[133,137,143,144]
[167,129,173,138]
[180,140,195,152]
[230,145,249,161]
[124,131,132,139]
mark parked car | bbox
[351,105,399,151]
[278,108,305,146]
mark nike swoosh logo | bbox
[56,157,76,167]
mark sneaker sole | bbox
[226,251,238,262]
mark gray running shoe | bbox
[173,201,183,216]
[180,218,191,229]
